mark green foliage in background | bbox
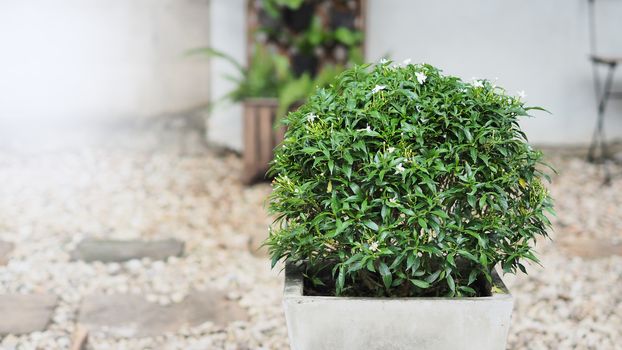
[189,46,344,117]
[263,0,306,16]
[192,1,364,118]
[267,61,555,297]
[273,15,363,56]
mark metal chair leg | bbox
[587,63,617,167]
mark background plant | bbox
[253,0,364,78]
[192,0,364,118]
[191,46,344,117]
[267,61,554,297]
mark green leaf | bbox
[417,218,428,230]
[458,286,476,295]
[463,127,473,142]
[411,279,430,289]
[366,259,376,272]
[446,253,456,267]
[479,253,488,266]
[379,262,392,289]
[458,250,478,263]
[468,270,478,285]
[336,265,346,295]
[467,194,476,208]
[425,270,441,283]
[363,220,379,231]
[446,274,455,292]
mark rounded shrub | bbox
[267,61,554,297]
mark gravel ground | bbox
[0,120,620,349]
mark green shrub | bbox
[267,61,554,297]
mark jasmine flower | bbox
[306,113,317,122]
[395,163,405,174]
[371,85,386,94]
[415,72,427,85]
[370,241,379,252]
[357,124,373,133]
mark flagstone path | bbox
[0,118,286,349]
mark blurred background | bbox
[0,0,620,349]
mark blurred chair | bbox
[586,0,622,184]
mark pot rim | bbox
[284,263,512,301]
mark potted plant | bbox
[267,61,554,349]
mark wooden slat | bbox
[258,105,275,177]
[243,99,289,184]
[242,103,257,184]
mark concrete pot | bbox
[283,264,513,350]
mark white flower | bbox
[415,72,427,85]
[387,147,396,153]
[358,124,372,133]
[395,163,405,174]
[306,113,317,122]
[369,241,379,252]
[379,58,389,64]
[402,58,412,66]
[389,196,398,203]
[517,90,526,99]
[371,85,386,94]
[472,79,484,88]
[417,252,423,257]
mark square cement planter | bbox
[283,264,513,350]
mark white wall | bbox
[0,0,211,127]
[368,0,622,145]
[208,0,622,149]
[207,0,246,151]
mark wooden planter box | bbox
[242,98,286,184]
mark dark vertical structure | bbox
[586,0,622,184]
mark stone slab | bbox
[70,239,184,262]
[0,294,58,335]
[78,289,248,337]
[559,238,622,259]
[0,240,14,265]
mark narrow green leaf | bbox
[467,194,476,208]
[446,274,455,292]
[425,270,441,283]
[336,266,345,295]
[379,262,392,289]
[411,279,430,288]
[417,218,428,230]
[363,220,379,231]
